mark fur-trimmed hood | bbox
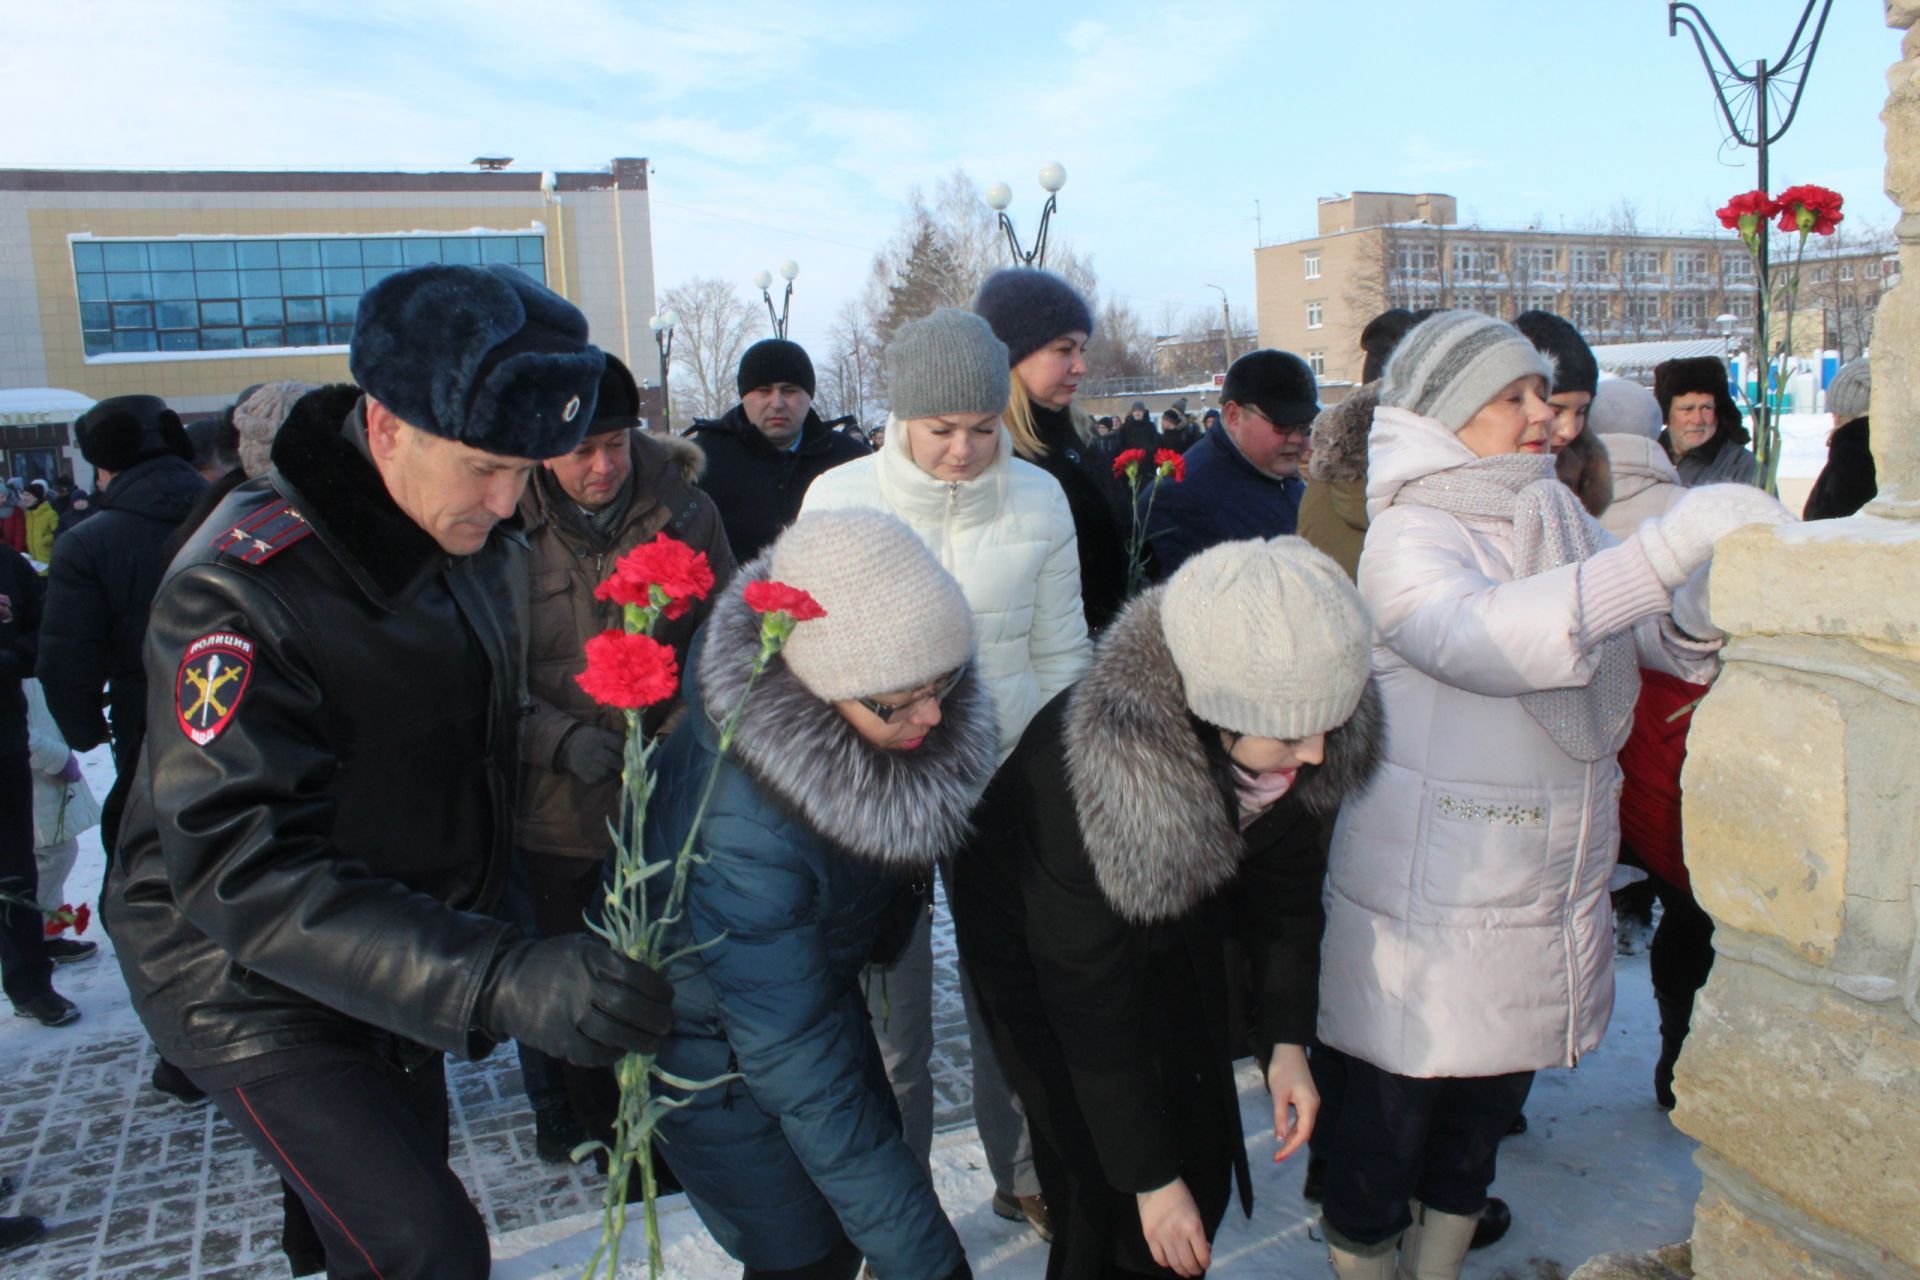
[1307,383,1379,485]
[521,428,707,535]
[694,555,999,869]
[1063,591,1384,924]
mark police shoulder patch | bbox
[175,632,256,746]
[210,499,312,565]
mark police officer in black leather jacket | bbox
[107,264,673,1280]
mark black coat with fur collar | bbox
[106,384,528,1079]
[949,591,1382,1279]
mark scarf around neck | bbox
[1394,452,1637,762]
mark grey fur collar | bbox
[695,556,998,869]
[1307,383,1380,485]
[1064,592,1385,924]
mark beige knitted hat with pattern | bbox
[1159,536,1372,739]
[771,509,976,702]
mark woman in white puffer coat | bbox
[1314,312,1791,1280]
[802,307,1091,1237]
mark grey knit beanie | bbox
[1159,537,1372,740]
[1827,356,1869,422]
[771,509,976,702]
[1589,378,1663,441]
[885,309,1011,420]
[234,381,318,478]
[1379,311,1554,432]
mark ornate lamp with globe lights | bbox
[648,310,678,434]
[986,163,1066,269]
[755,261,799,338]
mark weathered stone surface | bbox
[1682,666,1850,963]
[1875,9,1919,510]
[1569,1241,1692,1280]
[1691,1166,1918,1280]
[1673,961,1920,1273]
[1708,520,1920,655]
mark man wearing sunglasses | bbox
[1139,348,1321,581]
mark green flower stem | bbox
[585,611,792,1280]
[1123,469,1146,597]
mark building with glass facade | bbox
[0,160,659,469]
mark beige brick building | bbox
[0,160,658,481]
[1254,191,1894,386]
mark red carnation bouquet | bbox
[573,536,824,1280]
[1113,447,1186,596]
[1716,182,1845,493]
[0,893,90,939]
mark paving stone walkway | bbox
[1,891,979,1280]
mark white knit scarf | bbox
[1395,453,1638,762]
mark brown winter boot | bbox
[1395,1200,1481,1280]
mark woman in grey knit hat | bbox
[949,537,1383,1280]
[632,509,996,1280]
[802,306,1091,1241]
[1314,311,1792,1280]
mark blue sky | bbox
[1,1,1899,353]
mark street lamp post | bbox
[648,310,678,434]
[1669,0,1834,463]
[985,163,1067,269]
[755,261,799,338]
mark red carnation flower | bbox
[595,535,716,620]
[743,580,826,621]
[71,903,90,936]
[42,918,60,938]
[1716,189,1779,231]
[42,902,88,937]
[1775,183,1844,236]
[1153,449,1186,483]
[575,630,680,709]
[1111,448,1147,480]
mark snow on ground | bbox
[495,960,1700,1279]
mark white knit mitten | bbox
[1636,484,1793,590]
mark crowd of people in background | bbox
[0,250,1880,1279]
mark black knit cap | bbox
[1514,311,1598,398]
[972,268,1095,365]
[589,354,643,433]
[349,263,605,460]
[1221,349,1319,426]
[74,394,194,472]
[736,339,816,397]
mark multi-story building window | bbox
[1623,249,1662,278]
[1727,294,1755,320]
[1571,248,1611,282]
[1626,297,1661,326]
[1672,294,1708,326]
[1451,243,1496,275]
[1304,252,1321,280]
[1839,262,1854,281]
[1513,246,1557,275]
[1517,291,1558,314]
[1867,259,1883,278]
[1392,243,1439,274]
[1722,252,1754,281]
[1458,296,1502,317]
[73,233,547,357]
[1306,301,1324,329]
[1306,351,1327,376]
[1673,250,1710,284]
[1571,295,1611,331]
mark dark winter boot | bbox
[1469,1197,1511,1249]
[533,1098,586,1164]
[1654,994,1692,1110]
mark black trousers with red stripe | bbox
[197,1044,489,1280]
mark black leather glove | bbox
[477,936,674,1066]
[555,725,625,785]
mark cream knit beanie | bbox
[771,509,976,702]
[1160,537,1372,739]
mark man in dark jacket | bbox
[1655,355,1761,487]
[685,337,867,562]
[514,353,731,1160]
[37,396,206,862]
[2,543,76,1031]
[1139,349,1318,581]
[106,263,674,1280]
